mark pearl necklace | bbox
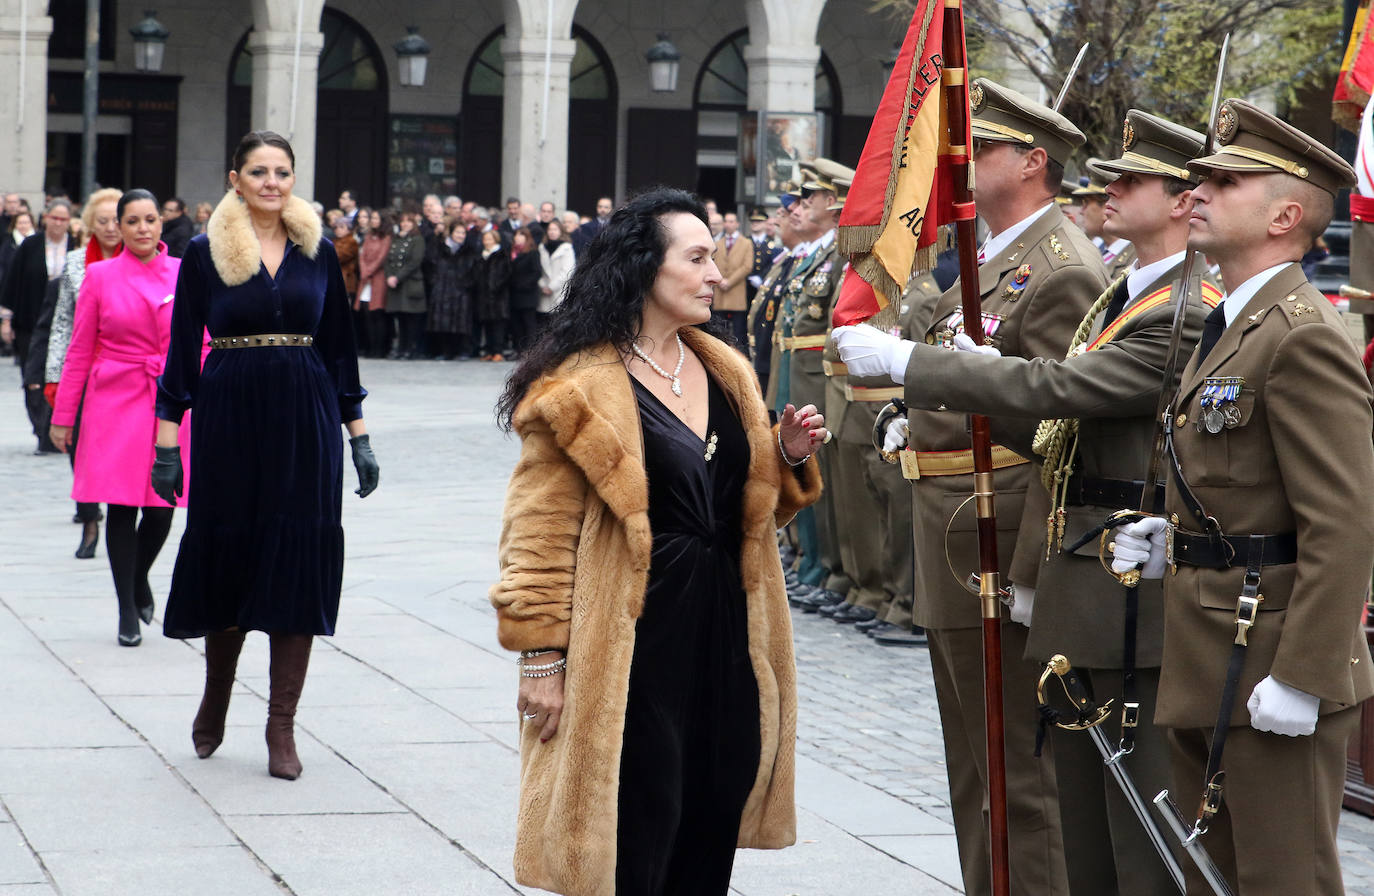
[632,334,685,397]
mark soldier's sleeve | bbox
[1265,322,1374,706]
[900,301,1207,420]
[1016,262,1105,362]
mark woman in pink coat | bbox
[50,189,192,646]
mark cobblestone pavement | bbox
[2,356,1373,895]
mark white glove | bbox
[1009,584,1034,627]
[833,325,915,384]
[748,274,763,288]
[953,332,1001,357]
[883,416,910,453]
[1247,675,1319,736]
[1110,516,1169,579]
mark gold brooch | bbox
[1216,104,1238,144]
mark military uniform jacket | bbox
[901,204,1107,629]
[1156,263,1374,728]
[901,256,1216,665]
[767,238,842,409]
[752,248,795,400]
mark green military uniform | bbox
[900,79,1107,896]
[1158,101,1374,896]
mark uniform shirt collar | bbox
[1221,262,1294,326]
[980,203,1053,261]
[1126,250,1188,302]
[812,228,836,252]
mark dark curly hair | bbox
[496,187,731,431]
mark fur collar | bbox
[206,189,321,286]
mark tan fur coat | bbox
[205,189,321,287]
[490,327,822,896]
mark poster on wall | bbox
[738,111,825,207]
[387,115,458,205]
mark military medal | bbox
[1003,264,1032,299]
[1197,376,1244,434]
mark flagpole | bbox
[940,3,1010,894]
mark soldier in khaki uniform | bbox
[836,78,1105,896]
[843,111,1220,895]
[773,164,850,597]
[1114,101,1374,896]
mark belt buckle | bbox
[1233,594,1262,646]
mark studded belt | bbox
[209,334,314,350]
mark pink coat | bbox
[52,246,195,507]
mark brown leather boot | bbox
[265,634,313,780]
[192,630,246,758]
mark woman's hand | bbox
[517,652,565,743]
[386,275,399,289]
[48,424,72,453]
[779,403,828,462]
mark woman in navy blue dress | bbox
[153,131,379,780]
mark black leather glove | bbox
[150,445,183,506]
[349,433,379,498]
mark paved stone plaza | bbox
[3,357,1374,895]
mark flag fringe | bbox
[837,224,883,256]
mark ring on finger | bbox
[522,712,538,721]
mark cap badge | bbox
[1216,103,1238,144]
[970,83,985,112]
[1122,119,1136,152]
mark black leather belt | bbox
[1171,530,1297,569]
[1065,475,1167,514]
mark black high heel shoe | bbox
[75,520,99,559]
[136,578,155,625]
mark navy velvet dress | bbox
[156,233,366,638]
[615,375,761,895]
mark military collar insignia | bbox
[1216,103,1238,144]
[1048,234,1071,261]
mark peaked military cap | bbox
[1071,157,1112,197]
[802,158,856,196]
[1097,110,1205,184]
[1188,98,1356,196]
[969,78,1085,166]
[749,207,769,223]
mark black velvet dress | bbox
[615,375,761,896]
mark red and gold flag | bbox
[833,0,970,326]
[1335,0,1374,133]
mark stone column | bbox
[0,2,53,208]
[500,35,576,208]
[744,0,827,113]
[246,28,325,201]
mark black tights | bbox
[105,504,173,635]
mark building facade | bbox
[5,0,903,214]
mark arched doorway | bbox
[693,30,840,207]
[461,26,618,212]
[226,9,389,205]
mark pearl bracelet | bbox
[519,656,567,678]
[778,429,808,467]
[521,661,567,678]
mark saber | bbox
[1053,43,1090,113]
[1037,656,1187,893]
[1153,791,1235,896]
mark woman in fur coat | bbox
[154,130,379,781]
[492,188,826,896]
